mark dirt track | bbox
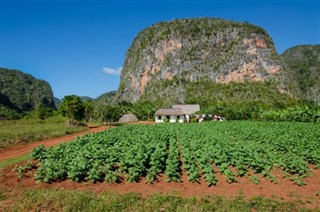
[0,126,110,161]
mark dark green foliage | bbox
[143,80,311,120]
[35,105,54,120]
[58,95,85,124]
[132,100,158,120]
[0,67,56,118]
[281,45,320,104]
[32,145,47,160]
[83,100,95,122]
[102,105,122,123]
[185,81,298,112]
[260,106,320,122]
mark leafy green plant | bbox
[31,145,47,160]
[12,160,36,179]
[31,122,320,186]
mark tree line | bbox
[27,95,160,125]
[4,94,320,124]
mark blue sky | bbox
[1,0,319,99]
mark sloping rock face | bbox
[115,18,282,103]
[281,45,320,105]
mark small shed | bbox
[118,113,138,123]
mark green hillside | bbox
[281,45,320,104]
[95,91,116,105]
[0,67,56,118]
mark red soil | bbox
[0,162,319,209]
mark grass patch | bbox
[0,116,87,149]
[1,189,312,211]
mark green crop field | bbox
[29,121,320,186]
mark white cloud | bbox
[102,66,122,75]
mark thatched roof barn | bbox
[118,113,138,123]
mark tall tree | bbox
[133,100,157,120]
[59,95,85,125]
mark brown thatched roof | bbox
[155,108,184,116]
[172,104,200,114]
[118,114,138,123]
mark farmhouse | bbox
[154,104,200,123]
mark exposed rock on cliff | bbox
[115,18,283,104]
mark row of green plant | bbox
[27,121,320,186]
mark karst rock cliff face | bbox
[115,18,283,104]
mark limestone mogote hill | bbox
[114,18,319,106]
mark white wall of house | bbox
[177,115,185,123]
[169,116,176,123]
[155,115,164,123]
[155,115,185,123]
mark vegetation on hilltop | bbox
[0,67,56,119]
[80,96,94,102]
[95,91,116,105]
[281,45,320,104]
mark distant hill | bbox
[0,67,56,118]
[80,96,94,102]
[95,91,116,105]
[281,45,320,105]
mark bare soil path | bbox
[0,126,110,161]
